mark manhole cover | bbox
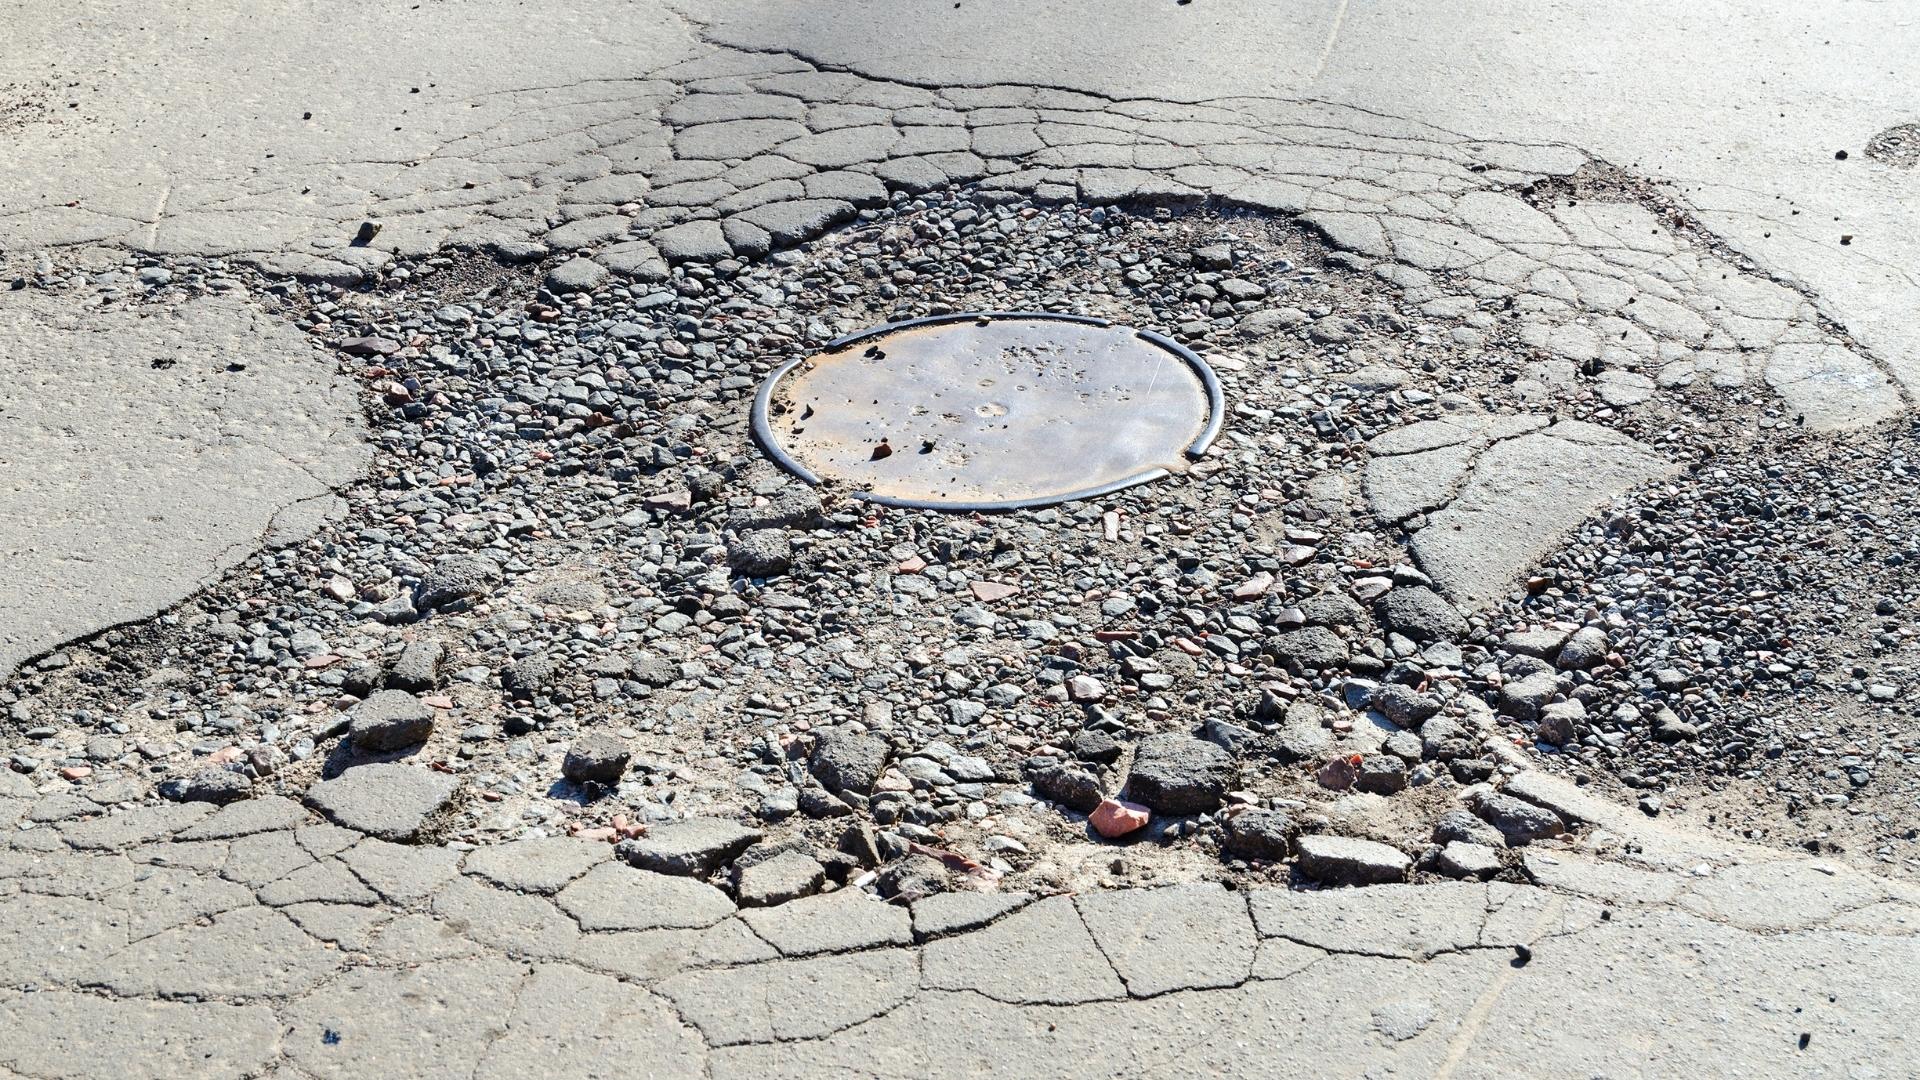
[752,312,1223,511]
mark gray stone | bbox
[618,817,761,877]
[720,216,771,257]
[1503,627,1571,658]
[386,641,444,692]
[303,763,459,842]
[165,766,253,805]
[348,690,434,752]
[728,486,825,530]
[1071,728,1123,764]
[1472,791,1568,845]
[1031,762,1104,812]
[1125,733,1233,815]
[501,652,560,697]
[1192,243,1235,269]
[1536,699,1585,746]
[728,531,792,577]
[1298,590,1367,628]
[731,850,826,907]
[1499,670,1558,722]
[562,733,632,784]
[1274,704,1335,762]
[629,652,680,687]
[1294,834,1412,886]
[1436,841,1504,879]
[1654,707,1701,743]
[1377,586,1467,642]
[1270,626,1349,672]
[415,554,502,611]
[1370,683,1441,728]
[1557,626,1610,670]
[1222,808,1296,861]
[1433,808,1508,848]
[1197,718,1258,756]
[809,729,891,797]
[488,238,549,263]
[1354,755,1409,795]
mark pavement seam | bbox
[1432,891,1568,1079]
[1067,891,1133,996]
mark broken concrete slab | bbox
[1367,416,1676,608]
[303,764,459,842]
[0,292,367,679]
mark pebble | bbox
[1090,797,1150,839]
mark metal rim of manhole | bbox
[750,312,1224,512]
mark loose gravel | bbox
[8,184,1919,902]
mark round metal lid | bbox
[751,313,1223,511]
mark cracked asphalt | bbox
[3,770,1916,1079]
[4,1,1920,1076]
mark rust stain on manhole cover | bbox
[752,313,1223,511]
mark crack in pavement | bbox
[1432,892,1567,1079]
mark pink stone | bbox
[1316,755,1360,791]
[1066,675,1106,702]
[643,490,693,513]
[1231,572,1274,600]
[970,580,1021,602]
[1091,798,1150,839]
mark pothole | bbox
[753,313,1222,510]
[3,186,1891,896]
